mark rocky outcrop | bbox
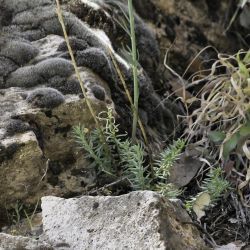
[41,191,208,249]
[0,0,180,215]
[1,191,209,250]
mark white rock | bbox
[41,191,207,250]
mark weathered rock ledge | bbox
[0,191,209,250]
[0,0,179,215]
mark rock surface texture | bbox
[0,0,180,216]
[0,192,208,249]
[39,191,207,250]
[0,233,53,250]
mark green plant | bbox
[183,50,249,215]
[201,167,231,201]
[109,0,140,142]
[154,139,185,180]
[73,108,149,189]
[127,0,139,142]
[13,202,23,225]
[120,141,151,190]
[185,167,230,216]
[73,125,114,176]
[73,108,184,196]
[155,183,182,198]
[153,139,185,198]
[7,201,33,228]
[23,209,33,230]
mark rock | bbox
[0,88,106,210]
[41,191,208,250]
[0,0,181,214]
[0,233,53,250]
[135,0,244,80]
[0,131,46,208]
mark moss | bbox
[6,119,30,136]
[0,40,39,65]
[26,88,65,109]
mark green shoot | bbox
[127,0,139,142]
[154,139,185,180]
[201,167,231,202]
[73,125,114,176]
[73,108,183,197]
[120,141,150,190]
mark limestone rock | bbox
[0,131,46,208]
[41,191,208,250]
[0,233,53,250]
[0,0,180,213]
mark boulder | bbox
[41,191,208,250]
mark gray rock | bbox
[0,233,53,250]
[0,40,39,65]
[0,132,46,207]
[0,0,179,213]
[41,191,207,250]
[26,87,65,108]
[5,118,30,135]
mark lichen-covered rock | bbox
[139,0,244,75]
[0,132,46,206]
[0,233,53,250]
[26,87,65,108]
[0,0,181,214]
[41,191,208,250]
[0,87,107,210]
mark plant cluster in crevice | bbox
[181,49,250,244]
[73,108,185,198]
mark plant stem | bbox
[128,0,139,143]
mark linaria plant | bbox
[73,108,184,197]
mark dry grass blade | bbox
[185,50,250,163]
[55,0,111,157]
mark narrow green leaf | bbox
[238,61,249,78]
[223,132,240,159]
[243,51,250,64]
[208,131,226,143]
[237,51,249,78]
[239,123,250,136]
